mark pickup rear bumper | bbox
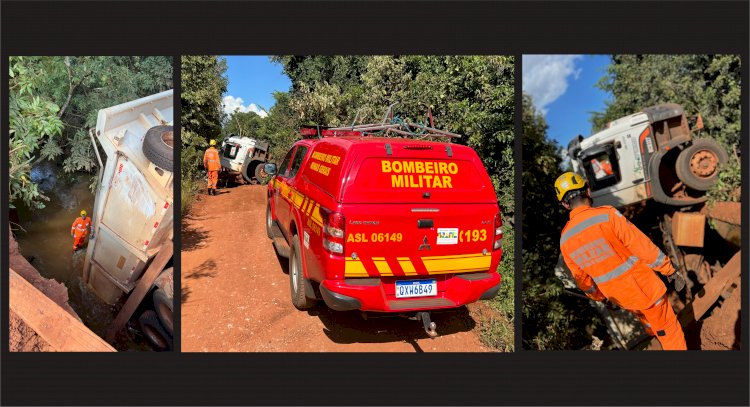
[319,272,501,312]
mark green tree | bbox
[521,94,604,350]
[180,56,228,214]
[9,57,65,209]
[591,54,742,205]
[261,92,302,161]
[8,56,172,209]
[224,111,264,139]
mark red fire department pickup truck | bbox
[264,123,502,336]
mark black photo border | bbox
[1,1,748,406]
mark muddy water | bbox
[14,161,150,351]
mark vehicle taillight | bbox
[493,211,503,250]
[322,210,345,254]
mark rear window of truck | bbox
[343,156,495,203]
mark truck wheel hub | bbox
[162,130,174,147]
[690,150,718,178]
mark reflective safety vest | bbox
[203,147,221,171]
[71,216,92,238]
[560,205,675,310]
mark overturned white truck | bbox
[219,134,269,184]
[83,90,174,351]
[560,103,740,350]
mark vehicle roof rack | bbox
[326,120,461,140]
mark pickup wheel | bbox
[675,138,728,191]
[138,310,172,351]
[289,236,316,310]
[152,288,173,336]
[266,204,274,239]
[142,125,174,172]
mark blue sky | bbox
[522,55,612,146]
[222,56,292,117]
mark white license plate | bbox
[395,279,437,298]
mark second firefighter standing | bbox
[204,139,220,195]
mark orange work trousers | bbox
[633,294,687,350]
[73,234,86,251]
[207,170,218,189]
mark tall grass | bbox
[181,177,200,218]
[476,221,515,352]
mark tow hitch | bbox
[416,311,438,338]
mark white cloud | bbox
[222,95,268,118]
[522,55,583,114]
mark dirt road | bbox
[181,184,491,352]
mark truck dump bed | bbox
[83,90,174,304]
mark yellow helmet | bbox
[80,210,87,217]
[554,172,587,202]
[209,139,216,146]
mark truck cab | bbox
[220,135,269,183]
[83,90,174,350]
[568,103,727,208]
[264,123,503,336]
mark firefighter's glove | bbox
[668,272,686,292]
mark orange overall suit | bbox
[560,205,687,350]
[203,146,220,191]
[71,216,92,251]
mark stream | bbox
[13,160,151,351]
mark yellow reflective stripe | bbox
[345,258,369,277]
[345,254,491,278]
[310,205,323,226]
[292,191,305,208]
[371,257,393,276]
[420,253,487,260]
[306,201,315,216]
[421,253,491,274]
[397,257,418,276]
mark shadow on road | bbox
[309,305,477,350]
[181,213,216,252]
[185,259,218,280]
[181,285,191,305]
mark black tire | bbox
[138,310,172,352]
[142,125,174,172]
[254,162,268,183]
[241,160,254,184]
[289,237,316,310]
[675,138,728,191]
[152,288,173,336]
[266,204,274,239]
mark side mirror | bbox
[264,163,277,175]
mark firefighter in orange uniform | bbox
[203,139,220,195]
[555,172,687,350]
[71,210,93,252]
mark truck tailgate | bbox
[342,203,498,279]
